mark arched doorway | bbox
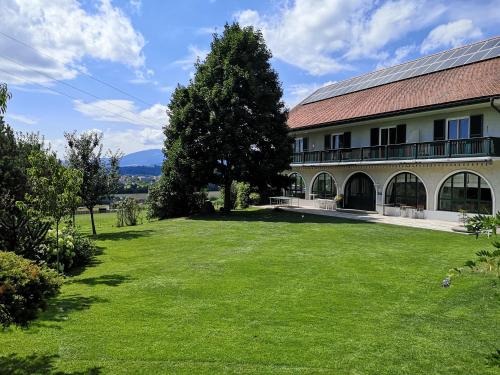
[286,173,306,199]
[385,172,427,209]
[311,172,336,199]
[344,172,375,211]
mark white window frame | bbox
[446,116,470,140]
[294,137,304,153]
[379,126,397,146]
[330,133,342,150]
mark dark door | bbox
[344,173,376,211]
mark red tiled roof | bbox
[288,58,500,130]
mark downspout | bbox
[491,96,500,114]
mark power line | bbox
[0,55,161,127]
[0,68,165,128]
[0,30,156,107]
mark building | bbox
[286,37,500,222]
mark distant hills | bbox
[120,149,163,167]
[118,149,163,176]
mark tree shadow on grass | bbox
[69,274,133,287]
[38,295,108,323]
[486,349,500,367]
[189,208,373,225]
[94,229,155,241]
[0,353,100,375]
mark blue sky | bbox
[1,0,498,155]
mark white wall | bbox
[292,104,500,150]
[288,159,500,222]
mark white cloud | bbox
[0,0,146,85]
[49,127,164,157]
[376,45,416,70]
[173,45,209,71]
[73,100,168,128]
[129,0,142,13]
[285,81,336,108]
[235,0,446,75]
[420,19,482,53]
[6,112,37,125]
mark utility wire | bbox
[0,30,156,107]
[0,55,161,127]
[0,67,165,128]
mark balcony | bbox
[292,137,500,164]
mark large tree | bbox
[64,131,121,235]
[163,23,292,212]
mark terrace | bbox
[292,137,500,164]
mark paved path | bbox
[263,204,465,233]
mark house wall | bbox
[288,103,500,222]
[293,104,500,151]
[290,159,500,221]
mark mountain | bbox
[120,149,163,167]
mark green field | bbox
[1,209,498,374]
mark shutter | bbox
[433,119,445,141]
[343,132,351,148]
[396,124,406,144]
[324,134,331,150]
[303,137,309,151]
[470,115,483,138]
[370,128,379,146]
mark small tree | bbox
[26,150,82,272]
[64,131,121,235]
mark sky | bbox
[1,0,499,156]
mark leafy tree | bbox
[26,150,82,272]
[64,131,121,235]
[192,23,292,210]
[161,23,292,214]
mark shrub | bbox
[235,182,251,209]
[249,192,261,205]
[41,226,97,272]
[0,251,61,327]
[116,197,142,227]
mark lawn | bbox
[0,209,498,374]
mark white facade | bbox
[289,102,500,222]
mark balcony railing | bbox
[292,137,500,164]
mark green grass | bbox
[1,209,499,374]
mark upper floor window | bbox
[447,117,469,140]
[293,137,308,153]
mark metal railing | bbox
[292,137,500,164]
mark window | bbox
[286,173,306,199]
[385,172,426,208]
[380,127,397,145]
[312,172,336,199]
[438,172,492,214]
[331,134,342,149]
[293,138,304,153]
[447,117,469,140]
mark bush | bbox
[41,226,97,272]
[116,197,142,227]
[235,182,251,209]
[249,192,261,205]
[0,251,61,327]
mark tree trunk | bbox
[223,167,232,212]
[89,207,97,235]
[55,220,60,274]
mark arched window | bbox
[286,173,306,198]
[385,172,426,209]
[312,172,336,199]
[438,172,492,214]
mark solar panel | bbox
[302,36,500,105]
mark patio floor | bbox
[263,199,466,233]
